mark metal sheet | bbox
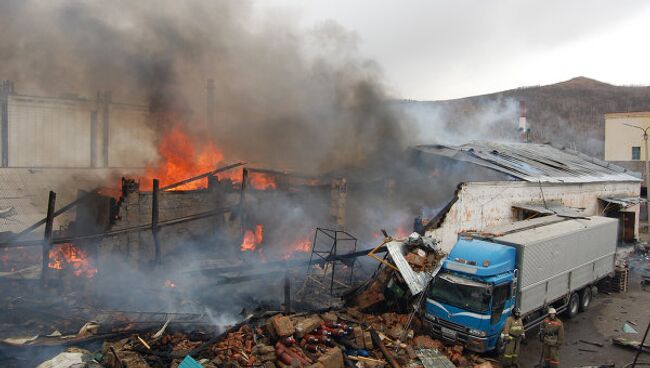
[386,241,440,295]
[415,348,456,368]
[599,196,646,208]
[415,141,641,183]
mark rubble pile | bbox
[94,309,494,368]
[348,233,445,313]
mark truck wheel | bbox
[566,293,579,318]
[579,287,592,312]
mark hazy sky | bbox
[258,0,650,100]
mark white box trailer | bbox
[489,215,618,317]
[423,215,619,352]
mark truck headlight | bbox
[468,329,486,337]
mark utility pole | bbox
[623,123,650,226]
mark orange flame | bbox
[241,224,264,252]
[281,236,312,259]
[140,125,241,191]
[134,125,284,193]
[291,238,311,253]
[249,172,277,190]
[48,243,97,278]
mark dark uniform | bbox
[502,314,525,367]
[541,315,564,368]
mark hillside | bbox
[406,77,650,158]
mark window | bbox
[429,272,491,313]
[490,283,511,324]
[633,146,641,160]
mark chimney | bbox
[518,100,529,143]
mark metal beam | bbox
[152,179,160,264]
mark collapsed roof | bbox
[414,141,641,184]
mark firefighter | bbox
[501,307,525,367]
[540,307,564,368]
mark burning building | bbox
[413,141,643,250]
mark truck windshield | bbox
[428,272,491,313]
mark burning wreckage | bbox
[3,227,497,368]
[0,137,645,368]
[0,134,485,368]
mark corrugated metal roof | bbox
[493,216,617,246]
[415,141,641,183]
[599,196,646,208]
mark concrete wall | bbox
[604,112,650,162]
[7,95,94,167]
[0,88,155,168]
[108,103,157,168]
[98,184,241,270]
[427,180,641,252]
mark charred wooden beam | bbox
[152,179,161,264]
[160,162,244,191]
[370,329,401,368]
[0,205,237,248]
[239,167,248,237]
[16,190,97,239]
[41,191,56,284]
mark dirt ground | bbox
[518,251,650,367]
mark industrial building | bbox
[414,141,642,250]
[604,111,650,179]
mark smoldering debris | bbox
[0,226,471,367]
[9,308,498,368]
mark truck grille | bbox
[436,318,467,333]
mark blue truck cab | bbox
[423,237,517,352]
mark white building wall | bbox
[107,104,157,168]
[4,95,153,168]
[427,180,641,252]
[7,95,93,167]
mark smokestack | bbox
[518,100,529,143]
[206,79,216,126]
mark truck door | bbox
[490,283,511,325]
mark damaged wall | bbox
[97,180,241,272]
[427,180,641,251]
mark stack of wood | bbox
[602,265,629,293]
